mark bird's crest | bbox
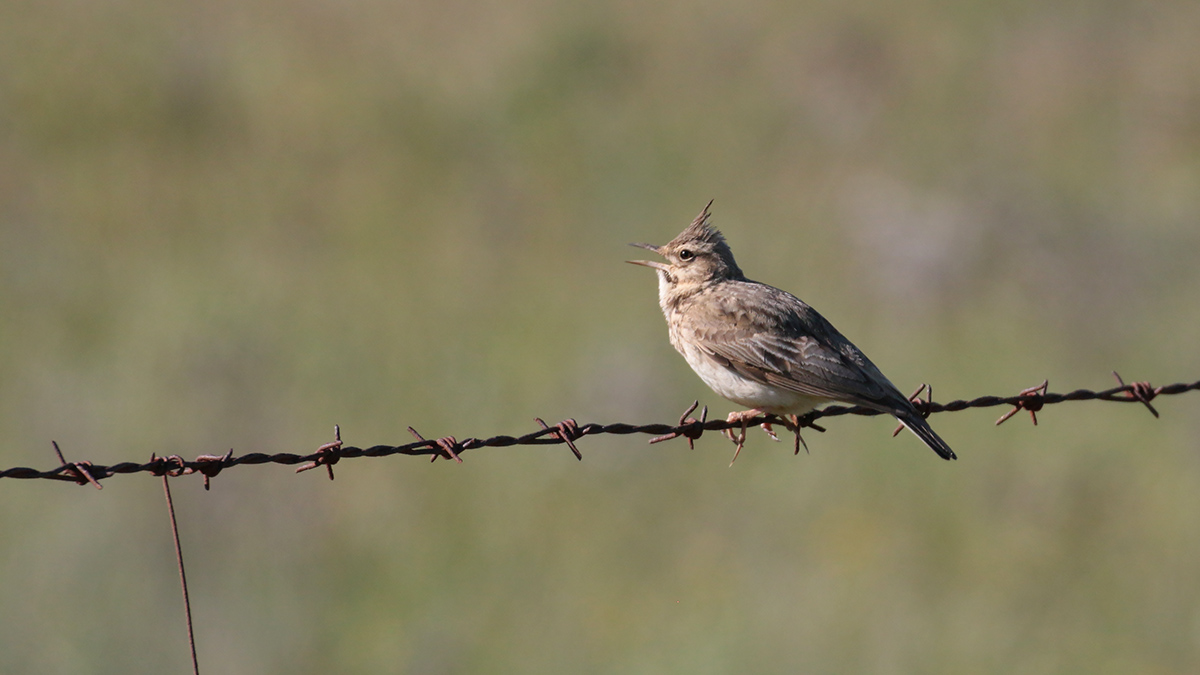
[676,199,726,248]
[664,200,743,280]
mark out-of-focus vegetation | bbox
[2,0,1200,672]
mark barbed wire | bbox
[4,373,1197,487]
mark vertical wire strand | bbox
[162,474,200,675]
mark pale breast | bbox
[673,335,829,415]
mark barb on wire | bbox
[51,440,102,490]
[408,426,463,464]
[536,418,583,460]
[3,376,1198,486]
[996,380,1050,426]
[296,426,342,479]
[1112,371,1161,418]
[893,384,932,437]
[649,400,707,449]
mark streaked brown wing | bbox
[681,282,905,411]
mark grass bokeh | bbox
[3,0,1200,672]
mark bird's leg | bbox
[724,409,765,465]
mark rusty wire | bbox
[156,455,200,675]
[3,373,1198,487]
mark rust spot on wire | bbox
[193,449,234,490]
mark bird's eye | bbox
[678,249,694,261]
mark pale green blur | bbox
[2,0,1200,672]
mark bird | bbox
[627,201,956,463]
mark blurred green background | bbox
[3,0,1200,672]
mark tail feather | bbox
[897,413,956,461]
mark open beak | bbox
[626,242,669,271]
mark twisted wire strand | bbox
[4,377,1197,485]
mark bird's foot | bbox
[746,414,810,454]
[759,414,815,455]
[724,409,766,465]
[786,414,811,455]
[761,421,780,442]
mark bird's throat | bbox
[658,275,711,317]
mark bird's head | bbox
[627,201,744,291]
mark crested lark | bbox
[628,202,955,462]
